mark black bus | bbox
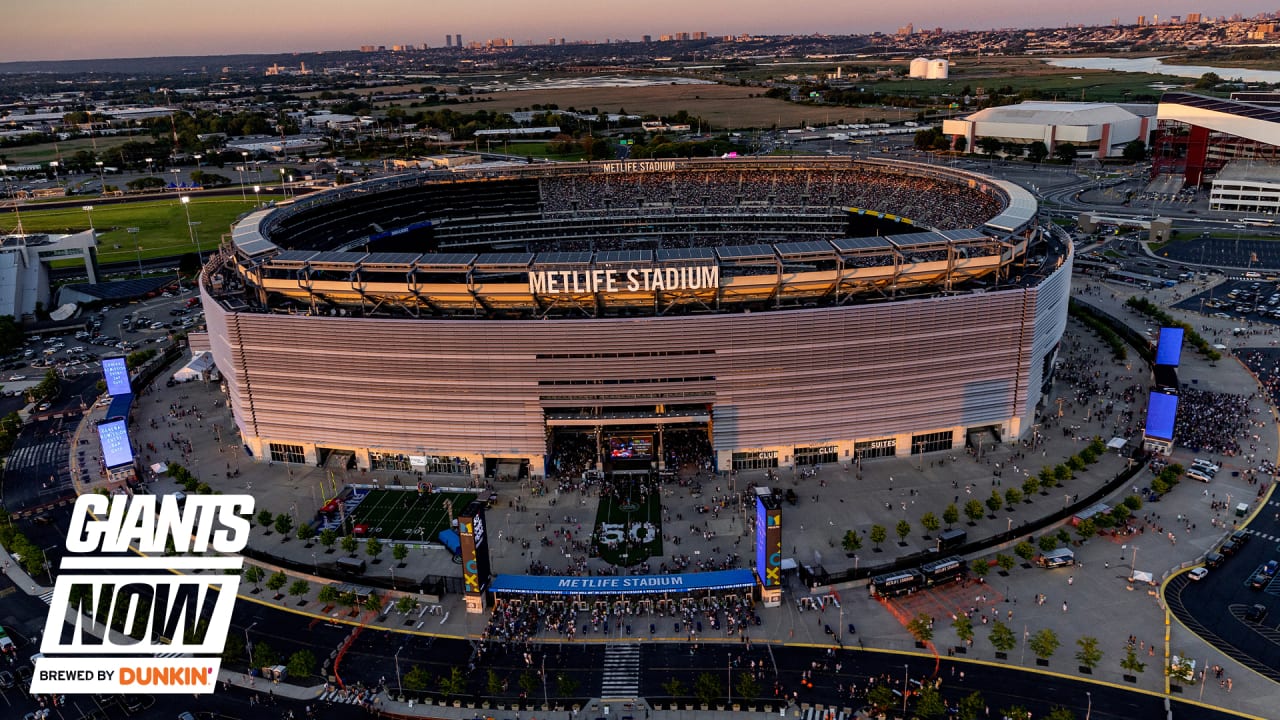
[920,555,967,587]
[869,569,924,599]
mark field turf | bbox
[348,488,477,543]
[592,478,663,566]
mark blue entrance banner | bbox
[489,569,756,595]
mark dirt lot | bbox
[382,82,916,130]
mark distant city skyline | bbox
[5,1,1280,63]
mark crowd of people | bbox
[1170,387,1254,456]
[481,592,759,646]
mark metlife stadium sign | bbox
[30,494,254,694]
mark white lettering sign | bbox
[529,266,719,295]
[601,160,678,173]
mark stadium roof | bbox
[1158,92,1280,147]
[963,101,1149,127]
[60,276,176,301]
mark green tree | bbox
[1004,487,1023,507]
[952,613,974,646]
[341,535,358,557]
[252,641,279,666]
[243,565,265,591]
[486,669,504,697]
[1075,518,1097,542]
[1054,464,1072,485]
[266,570,288,597]
[1053,142,1078,164]
[907,612,934,644]
[942,503,959,529]
[317,585,339,606]
[1014,541,1036,562]
[1075,636,1103,671]
[1027,140,1049,164]
[365,536,383,563]
[1045,707,1077,720]
[274,513,294,539]
[662,677,686,699]
[989,620,1017,653]
[393,543,409,566]
[915,684,947,718]
[1038,534,1059,552]
[286,649,316,679]
[986,490,1002,514]
[257,510,274,529]
[970,558,990,578]
[1038,466,1055,488]
[396,595,417,615]
[221,632,245,663]
[866,685,897,713]
[1022,476,1040,497]
[996,553,1016,573]
[1067,455,1086,472]
[403,665,432,691]
[518,670,539,697]
[287,579,310,602]
[735,672,761,701]
[958,691,987,720]
[438,666,467,696]
[1121,645,1146,675]
[964,499,985,524]
[920,512,941,536]
[296,523,315,545]
[869,524,887,550]
[339,591,359,615]
[363,591,383,615]
[841,530,862,553]
[556,672,580,697]
[895,519,912,544]
[319,528,338,552]
[977,136,1004,156]
[1029,629,1060,660]
[1194,71,1222,89]
[952,136,967,153]
[694,671,721,706]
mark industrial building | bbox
[943,101,1157,158]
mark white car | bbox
[7,374,25,381]
[1189,567,1208,581]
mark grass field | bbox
[0,136,137,165]
[348,488,476,542]
[2,194,282,266]
[592,478,663,566]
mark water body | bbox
[1046,56,1280,84]
[473,75,716,92]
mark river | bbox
[1046,56,1280,84]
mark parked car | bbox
[1245,603,1268,622]
[1188,567,1208,581]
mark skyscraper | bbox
[456,34,462,48]
[446,34,452,47]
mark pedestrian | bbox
[1068,576,1074,585]
[1062,601,1068,613]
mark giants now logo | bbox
[30,494,254,694]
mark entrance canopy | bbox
[490,569,756,596]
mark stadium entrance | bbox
[545,406,713,477]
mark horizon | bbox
[5,0,1279,64]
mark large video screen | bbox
[1155,328,1184,367]
[1144,391,1179,441]
[101,356,131,397]
[608,435,653,459]
[97,419,134,469]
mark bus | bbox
[1243,218,1274,227]
[920,556,967,587]
[869,569,924,599]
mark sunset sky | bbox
[5,1,1277,62]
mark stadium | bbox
[199,157,1069,479]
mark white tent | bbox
[1106,437,1127,450]
[172,351,214,383]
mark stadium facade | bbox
[200,158,1068,477]
[1154,92,1280,187]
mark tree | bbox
[317,585,339,606]
[1004,488,1023,507]
[1068,519,1094,543]
[958,691,987,720]
[895,519,912,544]
[1121,645,1146,675]
[1075,636,1103,671]
[907,612,933,644]
[487,669,504,697]
[253,641,279,666]
[1022,476,1040,498]
[1003,141,1025,158]
[989,620,1017,653]
[396,595,417,615]
[1038,466,1055,488]
[1027,140,1049,164]
[942,503,959,529]
[257,510,274,530]
[841,530,862,553]
[266,570,288,598]
[403,665,432,691]
[341,535,358,557]
[556,672,581,697]
[319,528,338,552]
[693,671,721,706]
[661,677,686,699]
[869,524,887,550]
[438,667,467,696]
[287,579,310,602]
[970,558,990,578]
[996,553,1016,573]
[1045,707,1077,720]
[393,543,409,566]
[1029,629,1060,661]
[221,632,245,663]
[1053,464,1072,485]
[1053,143,1078,164]
[952,613,974,646]
[735,672,761,701]
[920,512,941,536]
[243,565,264,591]
[1014,541,1036,562]
[363,592,383,615]
[1194,71,1222,89]
[296,523,315,545]
[952,135,967,153]
[286,649,316,679]
[1067,455,1086,472]
[964,499,985,524]
[866,685,897,714]
[339,591,359,615]
[365,536,384,563]
[274,513,294,539]
[986,490,1003,515]
[518,670,538,698]
[1038,534,1059,552]
[915,684,947,719]
[977,136,1003,156]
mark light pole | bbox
[394,645,403,695]
[239,152,249,201]
[127,227,142,276]
[1085,691,1092,720]
[82,205,95,233]
[42,544,57,584]
[1130,545,1139,572]
[253,185,261,207]
[245,621,258,670]
[145,157,153,179]
[902,664,909,714]
[181,196,204,266]
[95,160,105,193]
[193,153,202,169]
[48,161,59,187]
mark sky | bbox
[4,1,1279,63]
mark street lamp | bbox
[253,185,261,206]
[48,161,59,186]
[245,621,258,670]
[193,153,202,168]
[82,205,95,233]
[902,664,909,714]
[394,645,403,695]
[1085,691,1092,720]
[95,161,105,193]
[180,196,204,266]
[145,157,153,178]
